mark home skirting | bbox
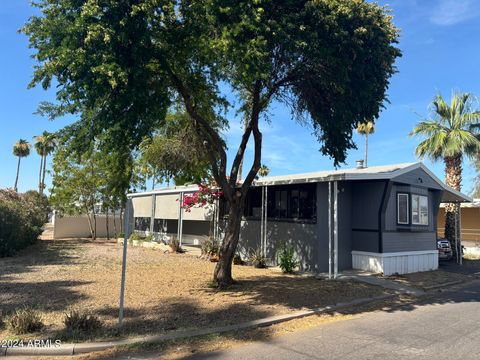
[352,250,439,276]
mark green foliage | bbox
[13,139,31,158]
[276,242,299,274]
[169,236,184,253]
[129,233,143,242]
[118,232,125,239]
[139,110,215,186]
[63,310,102,339]
[201,237,220,257]
[410,92,480,160]
[144,234,154,242]
[23,0,400,167]
[233,253,244,265]
[7,308,43,334]
[0,189,48,257]
[249,247,267,269]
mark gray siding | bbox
[392,168,443,190]
[382,182,443,253]
[382,232,437,252]
[236,182,352,273]
[350,180,386,253]
[385,185,436,232]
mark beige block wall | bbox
[53,215,123,239]
[437,207,480,241]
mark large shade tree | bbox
[410,92,480,253]
[23,0,400,286]
[12,139,31,192]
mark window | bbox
[134,217,151,231]
[243,183,316,222]
[412,194,429,225]
[397,193,409,224]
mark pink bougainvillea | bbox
[180,183,223,212]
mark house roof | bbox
[255,162,471,203]
[128,162,471,203]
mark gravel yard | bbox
[0,235,387,341]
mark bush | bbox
[233,253,244,265]
[7,308,44,334]
[0,189,49,257]
[201,237,219,257]
[129,233,143,242]
[249,247,267,268]
[63,310,102,339]
[276,242,299,273]
[118,232,125,239]
[169,236,184,253]
[144,234,153,242]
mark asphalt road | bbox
[188,280,480,360]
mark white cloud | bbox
[430,0,479,26]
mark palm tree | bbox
[410,92,480,256]
[357,121,375,167]
[33,131,56,194]
[12,139,31,192]
[258,164,270,177]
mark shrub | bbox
[63,310,102,338]
[7,308,44,334]
[118,232,125,239]
[249,247,267,268]
[0,189,49,257]
[169,236,184,253]
[276,242,299,273]
[201,237,219,257]
[233,253,244,265]
[144,234,154,242]
[129,233,143,242]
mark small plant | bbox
[249,247,267,268]
[276,242,299,273]
[144,234,153,242]
[233,253,244,265]
[7,308,43,334]
[169,236,184,253]
[129,233,143,241]
[118,232,125,239]
[63,310,102,339]
[201,237,219,257]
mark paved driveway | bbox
[188,280,480,360]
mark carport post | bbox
[328,182,332,280]
[150,194,156,237]
[459,206,463,265]
[177,192,184,246]
[118,197,132,326]
[333,181,339,279]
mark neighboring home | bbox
[437,199,480,245]
[126,162,470,276]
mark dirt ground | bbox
[386,269,471,290]
[0,234,388,341]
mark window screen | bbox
[397,193,409,224]
[412,194,428,225]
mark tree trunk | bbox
[113,211,118,238]
[86,210,95,239]
[41,154,48,194]
[14,157,21,192]
[38,155,44,193]
[364,133,369,167]
[213,198,243,286]
[444,155,462,257]
[106,207,110,240]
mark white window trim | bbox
[397,193,409,225]
[411,194,429,226]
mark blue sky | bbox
[1,0,479,194]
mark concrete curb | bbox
[0,294,395,357]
